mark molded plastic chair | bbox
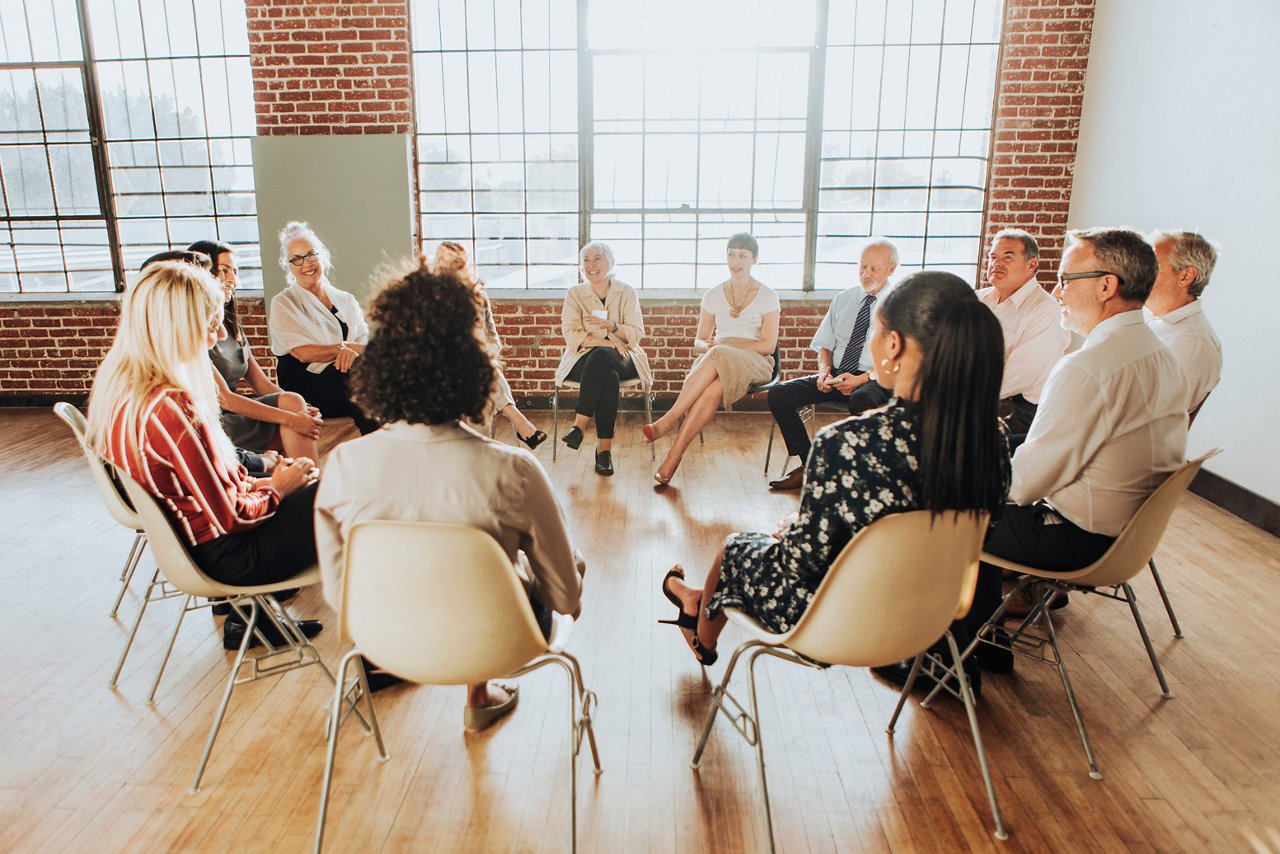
[552,376,654,461]
[945,450,1220,780]
[690,511,1006,849]
[115,468,355,793]
[53,402,147,620]
[314,521,601,853]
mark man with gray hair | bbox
[1145,229,1222,415]
[978,228,1071,433]
[766,238,897,491]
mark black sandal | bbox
[520,429,547,450]
[659,569,718,666]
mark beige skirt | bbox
[686,338,774,408]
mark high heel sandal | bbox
[658,568,718,666]
[520,429,547,450]
[653,471,673,486]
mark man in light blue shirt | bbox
[766,239,898,490]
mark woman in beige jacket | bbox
[554,241,652,476]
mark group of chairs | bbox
[56,397,1214,850]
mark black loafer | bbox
[594,450,614,476]
[562,426,583,450]
[223,616,323,650]
[871,656,982,699]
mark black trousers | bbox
[766,374,891,458]
[960,501,1117,643]
[998,394,1038,436]
[277,355,378,435]
[565,347,638,440]
[189,483,319,587]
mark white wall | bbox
[1068,0,1280,502]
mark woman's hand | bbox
[334,343,359,373]
[693,338,710,352]
[269,456,319,497]
[583,315,610,334]
[286,409,324,439]
[773,512,798,539]
[306,403,321,418]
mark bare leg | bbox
[649,362,720,438]
[656,379,722,480]
[665,549,730,659]
[572,413,591,432]
[500,403,539,439]
[276,392,319,459]
[597,437,613,452]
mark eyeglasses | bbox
[288,250,320,267]
[1056,270,1118,289]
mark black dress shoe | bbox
[768,465,805,491]
[594,450,614,476]
[871,655,982,699]
[210,588,299,617]
[359,656,408,693]
[223,616,323,650]
[562,426,583,450]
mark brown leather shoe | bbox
[768,465,805,491]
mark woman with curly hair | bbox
[314,262,586,726]
[433,241,546,449]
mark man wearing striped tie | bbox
[766,238,898,491]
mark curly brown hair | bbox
[350,261,495,425]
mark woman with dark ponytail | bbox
[660,271,1010,665]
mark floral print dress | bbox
[708,398,929,633]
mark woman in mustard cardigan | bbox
[554,241,652,476]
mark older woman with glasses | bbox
[268,221,377,434]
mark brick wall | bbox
[1,0,1096,405]
[982,0,1096,274]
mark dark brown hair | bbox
[876,271,1008,515]
[351,261,495,425]
[188,240,239,340]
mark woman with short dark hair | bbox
[660,271,1010,666]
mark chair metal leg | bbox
[1039,595,1103,780]
[552,388,560,462]
[1122,582,1174,698]
[147,594,193,704]
[744,649,776,853]
[190,598,260,794]
[945,631,1008,841]
[110,567,162,688]
[644,392,655,461]
[315,649,388,854]
[764,423,775,475]
[1147,558,1184,638]
[885,652,925,732]
[561,651,602,774]
[110,532,146,617]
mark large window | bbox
[412,0,1003,291]
[0,0,258,294]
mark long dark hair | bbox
[188,239,239,341]
[876,271,1008,515]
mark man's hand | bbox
[831,372,863,394]
[815,368,834,392]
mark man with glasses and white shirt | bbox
[962,227,1187,672]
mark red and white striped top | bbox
[105,388,280,547]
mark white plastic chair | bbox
[947,449,1221,780]
[551,376,654,461]
[114,468,360,793]
[690,510,1006,849]
[314,521,600,852]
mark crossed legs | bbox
[647,363,724,481]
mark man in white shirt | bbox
[1145,229,1222,416]
[964,227,1188,672]
[766,239,897,490]
[978,229,1071,434]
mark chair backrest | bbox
[114,467,233,599]
[53,402,141,531]
[783,510,989,668]
[341,521,550,685]
[1072,449,1221,588]
[746,343,783,395]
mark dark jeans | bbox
[766,374,891,458]
[998,394,1038,436]
[565,347,639,440]
[277,354,378,435]
[189,483,319,587]
[959,501,1116,644]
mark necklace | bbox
[590,277,610,301]
[725,278,758,318]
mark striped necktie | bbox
[837,293,876,375]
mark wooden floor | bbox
[2,407,1278,853]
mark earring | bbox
[880,357,890,370]
[892,363,901,374]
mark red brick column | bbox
[244,0,413,135]
[982,0,1096,274]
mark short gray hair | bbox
[991,228,1039,260]
[1065,227,1158,303]
[864,236,899,265]
[278,221,333,283]
[579,241,615,270]
[1150,229,1219,298]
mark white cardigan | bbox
[268,282,369,374]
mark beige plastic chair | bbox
[948,449,1221,780]
[53,402,147,620]
[689,511,1006,849]
[314,521,601,853]
[115,468,360,794]
[551,376,654,461]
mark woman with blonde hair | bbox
[433,241,546,449]
[88,261,323,648]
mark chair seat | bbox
[725,608,795,646]
[214,565,322,598]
